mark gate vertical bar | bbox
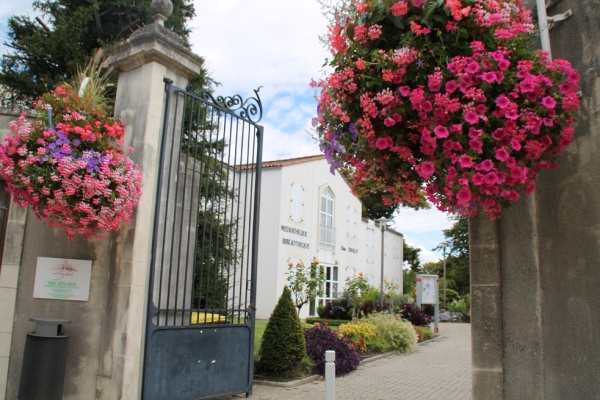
[247,125,264,393]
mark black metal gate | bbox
[142,79,263,399]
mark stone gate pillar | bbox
[470,1,600,398]
[99,5,203,399]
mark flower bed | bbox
[313,0,580,218]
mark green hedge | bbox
[305,317,348,327]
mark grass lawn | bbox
[254,320,268,358]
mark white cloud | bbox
[0,0,457,267]
[0,1,40,55]
[391,206,455,265]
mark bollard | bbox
[325,350,335,400]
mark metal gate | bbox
[142,78,263,399]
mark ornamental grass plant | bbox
[313,0,580,218]
[365,312,418,354]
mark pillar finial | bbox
[150,0,173,26]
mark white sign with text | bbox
[33,257,92,301]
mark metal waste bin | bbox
[18,317,72,400]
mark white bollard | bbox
[325,350,335,400]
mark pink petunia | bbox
[464,111,479,124]
[434,125,449,138]
[495,95,511,109]
[484,172,499,185]
[399,86,412,97]
[384,117,396,127]
[495,147,510,161]
[456,189,472,206]
[472,173,485,186]
[445,80,458,93]
[419,161,435,179]
[469,139,483,153]
[479,159,494,171]
[506,190,520,201]
[375,136,394,150]
[465,61,480,74]
[481,72,497,83]
[458,154,473,168]
[542,96,557,109]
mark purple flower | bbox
[349,123,358,142]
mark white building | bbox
[240,155,404,320]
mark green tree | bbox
[403,241,422,272]
[185,82,237,312]
[401,241,422,296]
[256,286,308,378]
[344,272,371,320]
[339,168,429,220]
[286,258,326,315]
[442,216,470,296]
[1,0,195,106]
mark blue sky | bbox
[0,0,454,264]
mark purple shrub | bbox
[400,303,432,326]
[304,324,360,376]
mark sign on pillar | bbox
[416,274,439,333]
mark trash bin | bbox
[18,317,72,400]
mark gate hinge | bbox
[547,9,573,30]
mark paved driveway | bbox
[234,323,471,400]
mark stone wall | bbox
[470,1,600,398]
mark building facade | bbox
[243,155,403,320]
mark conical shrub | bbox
[256,286,307,377]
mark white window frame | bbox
[367,228,375,263]
[317,265,339,310]
[347,206,356,238]
[319,187,335,247]
[290,182,304,222]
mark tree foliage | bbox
[1,0,195,106]
[442,216,470,296]
[339,167,428,220]
[286,258,326,315]
[403,215,470,297]
[403,241,422,272]
[256,286,308,378]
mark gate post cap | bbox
[29,317,72,337]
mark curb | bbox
[253,335,446,387]
[254,374,320,388]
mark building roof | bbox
[235,154,325,170]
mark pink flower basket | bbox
[0,85,143,239]
[313,0,580,218]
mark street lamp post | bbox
[441,241,448,309]
[377,218,390,309]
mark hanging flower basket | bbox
[0,85,142,240]
[313,0,580,218]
